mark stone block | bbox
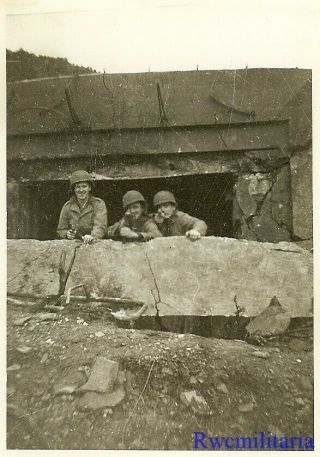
[78,357,119,394]
[78,385,125,410]
[7,238,313,318]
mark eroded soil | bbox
[7,303,313,450]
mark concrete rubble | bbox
[245,296,291,337]
[73,357,126,411]
[53,356,126,411]
[78,385,125,411]
[238,402,255,413]
[78,357,119,394]
[16,345,33,354]
[6,298,314,448]
[251,351,271,359]
[14,316,31,326]
[40,353,49,364]
[37,313,59,322]
[7,363,21,371]
[179,390,212,416]
[216,382,229,394]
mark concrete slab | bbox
[66,241,155,309]
[146,237,312,317]
[7,237,313,317]
[7,239,75,296]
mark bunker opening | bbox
[121,314,250,340]
[8,172,235,240]
[61,299,313,342]
[130,314,312,342]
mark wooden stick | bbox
[66,284,86,304]
[44,305,65,312]
[8,292,144,307]
[58,246,79,295]
[111,303,149,321]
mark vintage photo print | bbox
[3,0,318,453]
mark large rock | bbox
[7,237,313,317]
[78,357,119,394]
[78,385,125,410]
[245,296,291,337]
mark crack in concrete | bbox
[269,248,302,253]
[235,171,278,234]
[249,176,275,219]
[233,295,245,317]
[270,210,292,237]
[143,249,161,315]
[143,248,178,314]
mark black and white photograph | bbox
[4,0,318,452]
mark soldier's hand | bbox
[66,229,76,240]
[154,214,164,224]
[120,227,139,239]
[82,234,95,244]
[186,229,201,241]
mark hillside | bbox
[6,48,96,82]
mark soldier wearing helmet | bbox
[152,190,207,241]
[107,190,162,241]
[57,170,108,244]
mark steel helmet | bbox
[122,190,146,209]
[153,191,177,208]
[70,170,92,187]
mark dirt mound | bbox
[7,304,313,450]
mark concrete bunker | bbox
[7,69,312,246]
[7,69,313,338]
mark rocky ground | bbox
[7,302,313,450]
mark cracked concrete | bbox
[7,238,312,318]
[234,165,292,242]
[143,248,161,306]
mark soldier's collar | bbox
[70,194,93,208]
[169,209,178,220]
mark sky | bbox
[5,0,320,74]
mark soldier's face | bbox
[127,202,144,219]
[157,203,176,219]
[74,182,91,202]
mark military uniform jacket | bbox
[108,214,163,241]
[153,210,207,237]
[57,195,108,239]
